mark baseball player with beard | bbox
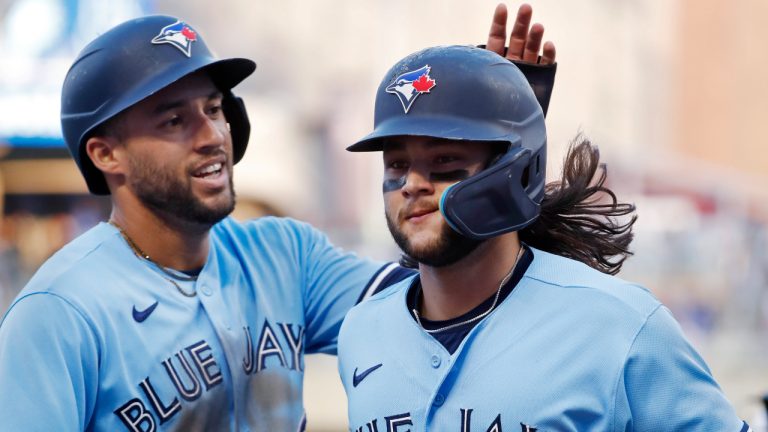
[337,44,751,432]
[0,5,556,431]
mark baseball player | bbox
[0,5,556,431]
[338,46,751,431]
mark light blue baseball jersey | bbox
[0,216,398,431]
[339,247,749,432]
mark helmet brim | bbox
[203,57,256,92]
[347,114,517,152]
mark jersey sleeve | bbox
[0,293,99,431]
[617,305,746,431]
[288,220,387,355]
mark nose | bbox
[401,167,434,197]
[193,113,228,153]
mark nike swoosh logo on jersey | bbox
[132,301,159,323]
[352,363,383,387]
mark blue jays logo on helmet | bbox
[151,20,198,57]
[385,65,436,114]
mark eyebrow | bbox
[152,90,223,115]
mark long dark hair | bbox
[398,135,637,275]
[519,135,636,275]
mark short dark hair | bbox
[86,113,127,143]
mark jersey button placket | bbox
[199,282,232,330]
[430,354,441,368]
[433,393,445,407]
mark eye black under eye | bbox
[382,177,406,193]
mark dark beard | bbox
[128,154,235,227]
[386,212,483,268]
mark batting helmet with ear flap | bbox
[60,15,256,195]
[348,45,547,239]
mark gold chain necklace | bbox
[109,220,197,297]
[412,245,525,333]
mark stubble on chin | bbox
[385,210,483,268]
[128,155,235,228]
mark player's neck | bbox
[109,202,211,272]
[417,233,522,321]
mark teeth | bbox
[197,163,222,176]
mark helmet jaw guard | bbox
[349,45,547,239]
[222,92,250,164]
[60,15,256,195]
[440,143,546,239]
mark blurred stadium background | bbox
[0,0,766,430]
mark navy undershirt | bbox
[180,267,203,278]
[406,246,533,354]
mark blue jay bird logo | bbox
[151,20,198,57]
[386,65,436,113]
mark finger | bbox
[486,3,508,56]
[541,41,556,65]
[522,23,544,63]
[507,3,533,60]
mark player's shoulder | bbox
[525,247,660,318]
[3,223,119,325]
[214,215,311,232]
[212,216,324,248]
[21,223,119,295]
[346,275,414,319]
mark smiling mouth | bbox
[193,162,223,178]
[406,209,437,220]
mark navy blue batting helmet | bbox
[61,15,256,195]
[348,45,547,239]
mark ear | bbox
[85,136,125,176]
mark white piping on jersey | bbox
[361,262,401,302]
